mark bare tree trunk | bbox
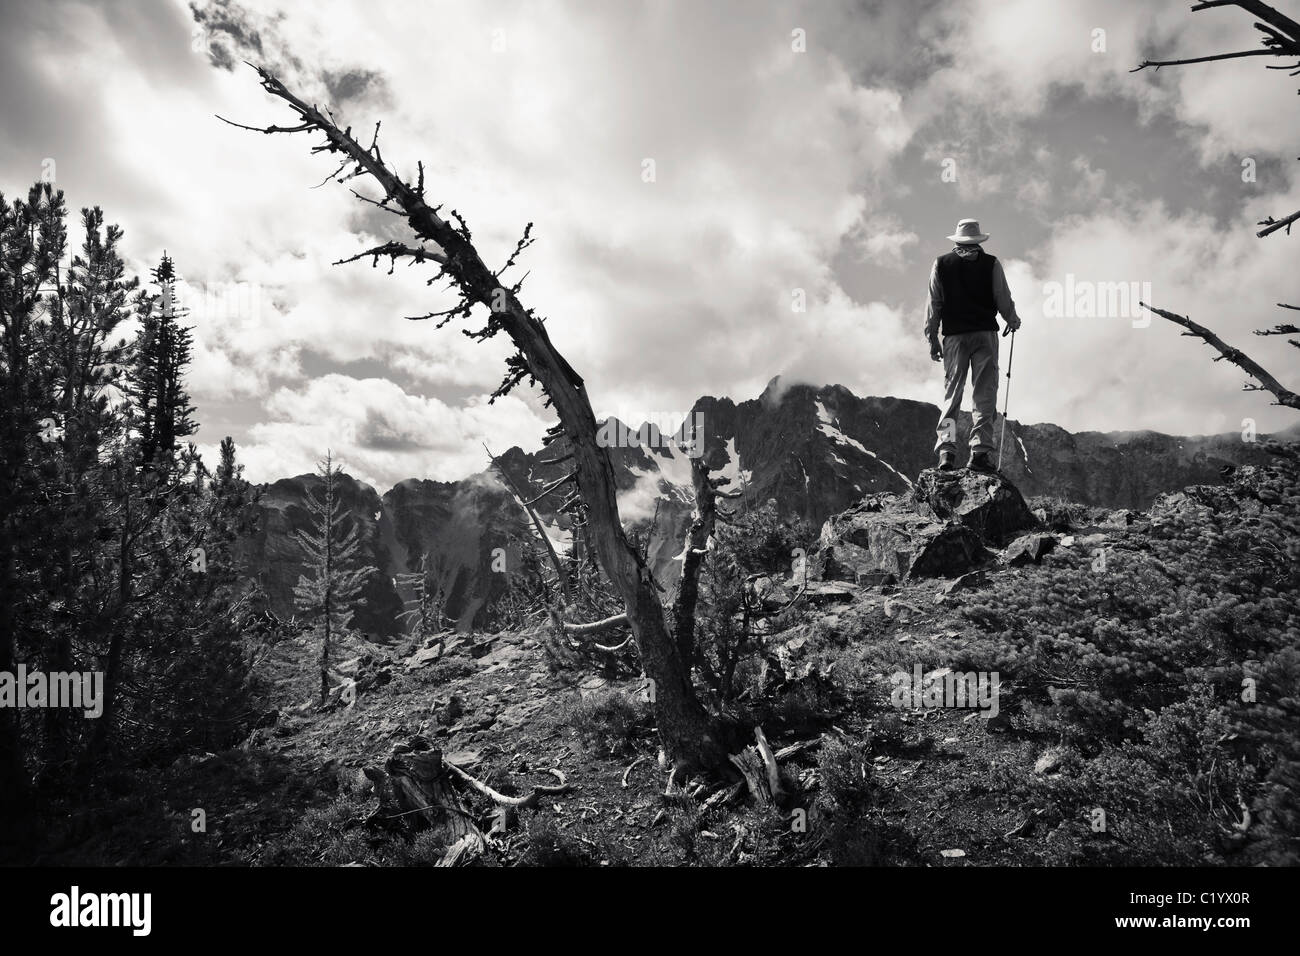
[320,461,335,705]
[0,554,24,820]
[484,442,570,600]
[224,68,734,771]
[672,459,715,664]
[83,485,134,777]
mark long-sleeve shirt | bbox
[925,248,1020,345]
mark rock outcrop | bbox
[913,468,1037,547]
[812,470,1038,581]
[1004,532,1059,566]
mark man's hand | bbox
[1002,318,1021,337]
[929,341,942,363]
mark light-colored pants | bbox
[935,330,999,455]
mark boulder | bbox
[940,569,990,596]
[803,581,859,605]
[1032,500,1077,532]
[817,501,991,581]
[1100,508,1141,528]
[405,645,443,671]
[913,469,1037,547]
[748,575,799,610]
[1003,532,1058,567]
[853,569,897,588]
[1034,747,1066,775]
[809,471,1052,582]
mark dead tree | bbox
[1133,1,1300,408]
[365,749,487,863]
[483,441,631,663]
[727,726,785,808]
[365,745,571,865]
[482,442,570,601]
[221,65,733,771]
[1139,302,1300,409]
[671,456,741,665]
[397,552,454,646]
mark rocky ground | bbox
[41,465,1190,868]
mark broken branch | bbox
[443,759,571,810]
[1141,301,1300,409]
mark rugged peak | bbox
[758,374,817,409]
[268,470,379,499]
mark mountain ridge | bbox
[237,379,1295,634]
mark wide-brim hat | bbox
[947,218,989,244]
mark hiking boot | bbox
[968,451,995,473]
[937,451,957,472]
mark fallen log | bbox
[562,612,628,636]
[773,737,823,761]
[622,754,647,789]
[443,759,571,811]
[700,780,746,813]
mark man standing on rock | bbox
[926,218,1021,473]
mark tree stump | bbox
[365,748,486,864]
[728,726,785,807]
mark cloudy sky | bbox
[2,0,1297,488]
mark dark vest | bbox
[935,249,998,335]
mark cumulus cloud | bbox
[4,0,1296,491]
[219,374,554,487]
[1000,184,1300,436]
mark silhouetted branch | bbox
[1142,301,1300,409]
[222,60,731,771]
[1131,48,1280,71]
[1254,320,1300,350]
[1257,209,1300,238]
[333,241,447,272]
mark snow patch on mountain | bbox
[715,437,751,492]
[815,402,913,488]
[1016,434,1032,474]
[649,439,696,493]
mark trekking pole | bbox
[996,329,1016,472]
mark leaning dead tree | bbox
[221,65,734,771]
[1134,0,1300,408]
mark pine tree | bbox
[292,453,374,704]
[129,253,195,471]
[38,205,138,773]
[214,436,239,487]
[207,435,259,597]
[0,182,66,818]
[397,551,454,646]
[2,185,261,814]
